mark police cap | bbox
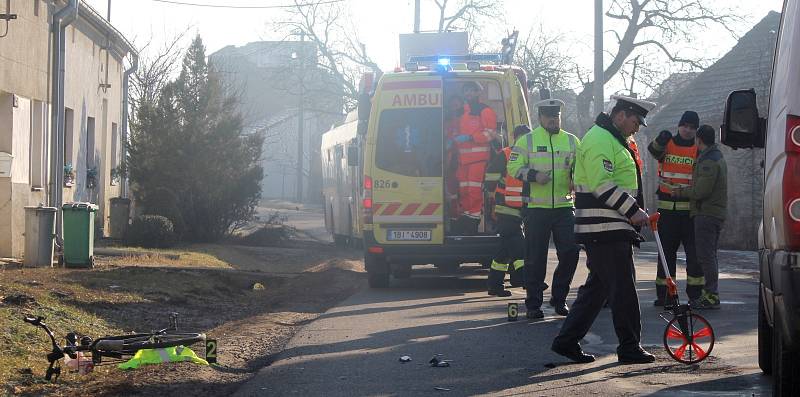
[534,98,565,117]
[610,95,656,127]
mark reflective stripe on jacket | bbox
[658,140,697,210]
[494,147,525,217]
[649,134,696,208]
[506,126,579,209]
[456,102,497,164]
[573,113,643,243]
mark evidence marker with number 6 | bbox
[507,303,518,321]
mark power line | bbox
[151,0,344,9]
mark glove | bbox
[534,171,552,185]
[655,130,672,146]
[629,208,649,226]
[454,135,472,143]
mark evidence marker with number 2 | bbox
[205,339,218,364]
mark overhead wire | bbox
[150,0,345,9]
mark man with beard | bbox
[507,99,580,319]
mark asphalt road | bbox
[235,241,770,397]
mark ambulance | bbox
[354,55,532,287]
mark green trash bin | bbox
[61,202,98,268]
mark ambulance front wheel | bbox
[366,253,390,288]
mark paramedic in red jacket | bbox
[454,81,498,234]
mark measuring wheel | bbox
[662,311,715,364]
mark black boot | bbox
[487,269,511,297]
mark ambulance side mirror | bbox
[721,89,765,149]
[347,145,360,166]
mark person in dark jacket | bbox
[671,124,727,309]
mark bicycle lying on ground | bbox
[23,312,206,381]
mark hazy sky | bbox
[86,0,784,95]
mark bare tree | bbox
[515,26,579,92]
[429,0,504,51]
[275,0,381,111]
[130,28,191,112]
[574,0,743,132]
[431,0,500,32]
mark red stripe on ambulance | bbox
[419,203,440,216]
[400,203,421,216]
[381,203,402,216]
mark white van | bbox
[721,0,800,394]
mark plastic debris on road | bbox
[429,356,451,367]
[399,355,412,363]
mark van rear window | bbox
[375,108,443,177]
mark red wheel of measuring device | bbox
[663,312,715,364]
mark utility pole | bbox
[295,32,305,203]
[594,0,604,115]
[414,0,421,33]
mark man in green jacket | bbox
[507,99,580,319]
[671,124,727,309]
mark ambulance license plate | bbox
[387,230,431,241]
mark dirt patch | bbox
[2,241,364,396]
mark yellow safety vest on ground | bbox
[119,345,209,370]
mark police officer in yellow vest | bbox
[551,95,656,364]
[485,125,530,296]
[647,111,703,306]
[507,99,580,319]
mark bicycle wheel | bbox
[663,313,714,364]
[94,333,206,353]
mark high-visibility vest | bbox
[455,103,497,165]
[118,346,209,370]
[573,114,642,243]
[507,126,579,209]
[658,139,697,210]
[494,147,525,217]
[658,139,697,192]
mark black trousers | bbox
[524,208,580,309]
[553,241,642,353]
[494,213,524,264]
[655,209,703,300]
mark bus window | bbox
[375,108,443,177]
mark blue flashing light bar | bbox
[408,54,502,64]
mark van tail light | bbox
[363,176,373,224]
[783,114,800,250]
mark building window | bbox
[30,100,46,189]
[34,0,40,17]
